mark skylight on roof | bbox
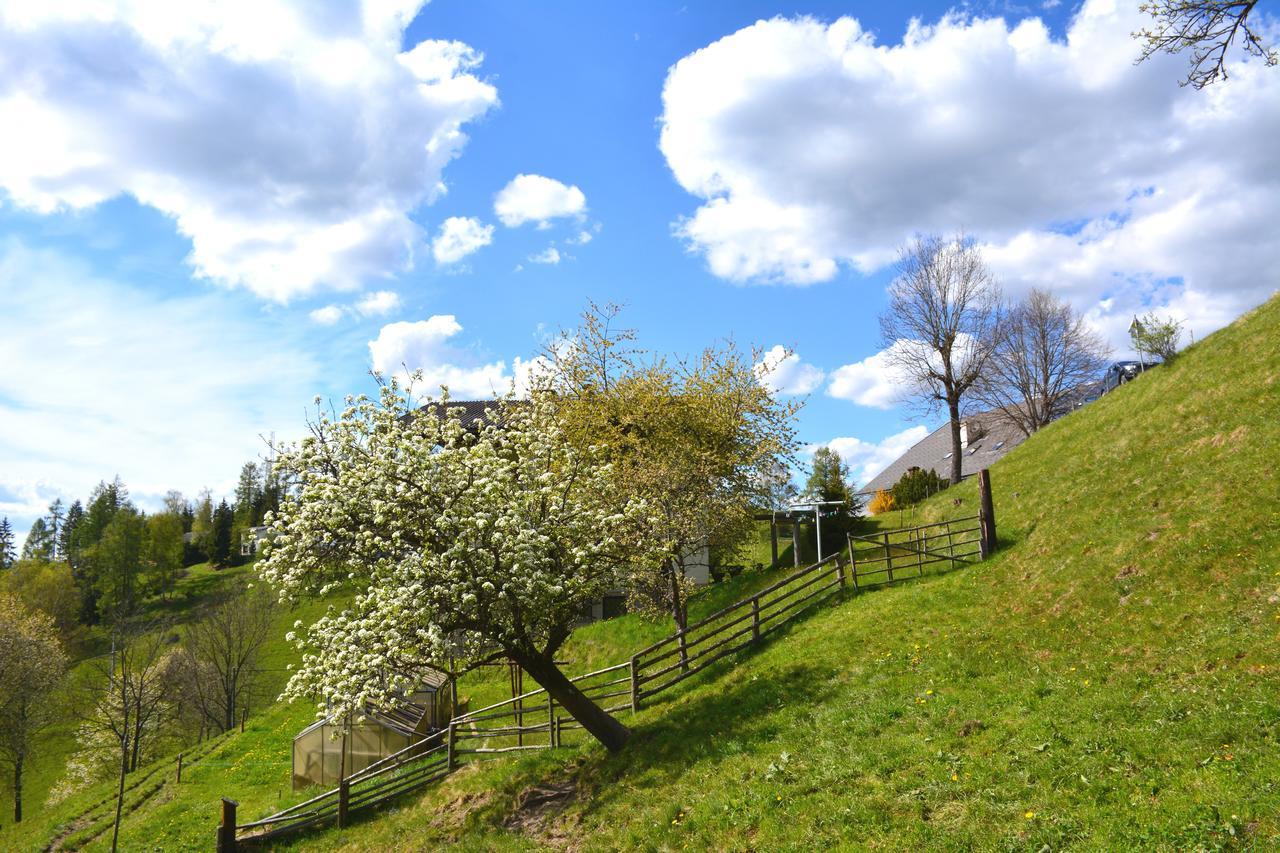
[992,441,1004,451]
[943,452,952,459]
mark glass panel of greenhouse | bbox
[291,670,454,790]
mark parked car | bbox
[1102,360,1151,393]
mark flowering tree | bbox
[260,384,652,752]
[539,304,800,640]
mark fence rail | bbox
[846,515,981,589]
[228,503,993,850]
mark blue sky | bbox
[1,0,1277,543]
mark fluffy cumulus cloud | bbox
[432,216,495,265]
[754,345,824,395]
[0,1,498,302]
[827,345,910,409]
[494,174,587,228]
[368,315,543,398]
[815,426,930,487]
[310,305,344,325]
[355,290,402,317]
[660,1,1280,343]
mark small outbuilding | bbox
[291,669,453,789]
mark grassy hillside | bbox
[263,295,1278,851]
[10,293,1278,850]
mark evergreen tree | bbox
[19,519,53,561]
[0,518,15,569]
[45,499,64,560]
[803,447,862,556]
[233,462,262,527]
[58,501,83,566]
[71,479,130,624]
[210,500,234,567]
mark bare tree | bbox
[177,583,275,733]
[1135,1,1277,88]
[0,594,67,823]
[77,623,170,852]
[973,288,1111,437]
[879,233,1001,484]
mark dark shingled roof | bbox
[414,399,520,430]
[857,410,1029,496]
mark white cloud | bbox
[0,240,320,541]
[754,345,824,395]
[310,305,344,325]
[494,174,587,228]
[529,246,562,265]
[432,216,495,265]
[827,343,913,409]
[568,230,594,245]
[0,2,498,302]
[355,290,402,317]
[369,315,535,398]
[814,426,931,487]
[659,2,1280,340]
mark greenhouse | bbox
[291,669,453,789]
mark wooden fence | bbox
[225,503,994,849]
[846,515,982,589]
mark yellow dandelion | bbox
[1025,811,1036,819]
[951,773,959,781]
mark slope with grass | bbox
[10,295,1278,850]
[267,295,1279,850]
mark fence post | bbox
[677,626,689,673]
[915,529,924,577]
[836,556,847,593]
[216,797,238,853]
[883,531,894,583]
[338,778,350,828]
[791,521,801,567]
[240,707,247,733]
[978,468,996,559]
[629,655,641,713]
[548,696,556,747]
[770,514,779,568]
[176,752,183,784]
[446,722,456,771]
[751,597,761,641]
[847,534,859,590]
[946,520,956,570]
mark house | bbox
[239,525,270,557]
[856,411,1029,509]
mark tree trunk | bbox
[111,737,128,853]
[667,559,688,671]
[513,651,631,752]
[947,397,963,484]
[13,753,22,823]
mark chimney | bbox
[960,421,969,450]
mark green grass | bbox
[270,297,1279,850]
[9,294,1279,850]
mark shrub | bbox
[868,489,896,514]
[890,467,948,507]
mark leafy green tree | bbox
[1130,313,1184,364]
[88,509,147,621]
[0,518,15,569]
[20,518,53,561]
[210,500,234,567]
[0,593,68,823]
[0,560,81,639]
[233,462,262,528]
[69,480,130,624]
[145,514,184,601]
